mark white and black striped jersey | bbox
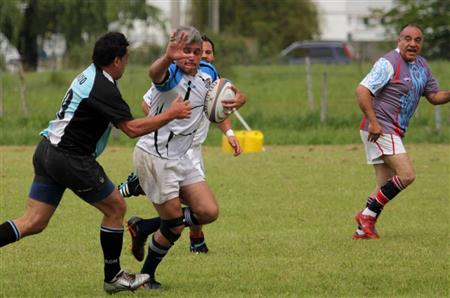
[137,62,219,159]
[41,63,133,157]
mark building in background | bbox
[312,0,394,60]
[0,33,21,71]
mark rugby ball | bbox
[204,78,236,123]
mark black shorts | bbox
[29,138,115,206]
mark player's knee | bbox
[116,200,127,217]
[19,217,49,236]
[196,204,219,224]
[105,198,127,220]
[400,171,416,186]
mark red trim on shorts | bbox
[375,140,384,155]
[376,191,390,205]
[390,134,395,154]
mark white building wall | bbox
[312,0,394,42]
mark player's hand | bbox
[164,31,190,62]
[367,121,382,142]
[227,136,242,156]
[168,95,191,119]
[222,85,246,112]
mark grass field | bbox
[1,62,449,146]
[0,144,448,297]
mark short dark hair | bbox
[92,32,129,67]
[201,35,215,54]
[399,23,423,35]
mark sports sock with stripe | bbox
[0,220,21,247]
[365,176,406,217]
[141,235,171,279]
[100,226,123,282]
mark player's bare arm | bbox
[141,100,150,115]
[426,90,450,105]
[356,85,382,142]
[218,119,241,156]
[118,95,191,138]
[149,31,191,83]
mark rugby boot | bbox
[189,232,209,253]
[127,216,147,261]
[104,270,150,294]
[355,210,380,239]
[118,172,144,197]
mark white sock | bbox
[355,228,365,235]
[362,207,377,217]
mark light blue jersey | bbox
[137,62,219,159]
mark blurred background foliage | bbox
[1,0,449,71]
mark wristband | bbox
[225,129,235,137]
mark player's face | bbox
[398,26,423,62]
[176,41,202,75]
[202,41,215,63]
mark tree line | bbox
[1,0,448,71]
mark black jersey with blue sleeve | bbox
[41,64,133,157]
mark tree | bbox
[191,0,319,59]
[372,0,450,59]
[0,0,164,71]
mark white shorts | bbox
[360,130,406,165]
[133,146,205,205]
[186,145,206,178]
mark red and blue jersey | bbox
[359,49,439,137]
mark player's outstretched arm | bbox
[218,119,241,156]
[149,31,190,83]
[426,90,450,105]
[118,95,191,138]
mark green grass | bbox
[1,62,449,146]
[0,144,448,297]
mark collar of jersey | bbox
[102,70,115,84]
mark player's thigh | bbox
[180,181,218,215]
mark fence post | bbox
[434,105,442,135]
[18,63,29,116]
[305,56,314,111]
[320,72,327,123]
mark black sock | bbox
[378,176,404,202]
[365,197,383,218]
[368,198,384,215]
[140,217,161,237]
[0,221,21,247]
[141,235,171,278]
[100,226,123,282]
[183,207,199,226]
